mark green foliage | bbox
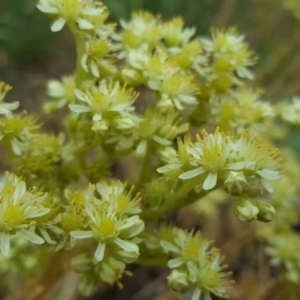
[0,0,58,65]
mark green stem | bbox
[136,256,169,267]
[67,22,89,86]
[136,142,152,190]
[140,177,202,220]
[105,147,135,160]
[77,149,87,171]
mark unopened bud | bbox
[233,197,259,222]
[71,253,94,272]
[245,185,262,198]
[254,200,276,222]
[92,120,108,133]
[224,171,248,195]
[79,271,99,297]
[157,97,174,113]
[116,117,135,130]
[158,146,177,163]
[167,270,189,293]
[122,69,140,85]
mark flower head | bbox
[115,11,161,58]
[0,82,19,116]
[230,130,281,192]
[202,28,256,79]
[148,68,199,111]
[158,128,281,194]
[37,0,107,32]
[0,174,50,256]
[81,38,117,78]
[211,88,274,132]
[161,228,232,300]
[136,109,189,155]
[69,80,139,134]
[162,17,196,47]
[280,97,300,126]
[70,181,144,262]
[0,114,40,155]
[44,75,76,113]
[188,251,231,300]
[161,229,208,268]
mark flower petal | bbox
[136,139,147,155]
[179,167,205,180]
[152,135,171,146]
[203,172,217,190]
[168,257,184,268]
[36,4,58,13]
[256,169,281,181]
[160,240,179,253]
[69,104,91,113]
[1,233,10,257]
[19,229,44,244]
[95,242,105,261]
[39,228,57,245]
[51,17,66,32]
[70,230,94,239]
[157,163,183,173]
[191,288,202,300]
[75,89,89,102]
[90,61,100,78]
[13,181,26,204]
[77,18,94,30]
[114,238,138,253]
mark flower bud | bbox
[43,101,60,114]
[116,117,135,131]
[157,146,177,163]
[92,120,108,133]
[167,270,189,293]
[244,185,262,198]
[121,69,140,85]
[233,197,259,222]
[254,200,276,222]
[71,253,94,272]
[224,171,248,195]
[79,271,99,297]
[157,97,174,113]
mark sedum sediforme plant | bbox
[1,1,300,299]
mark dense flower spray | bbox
[1,0,299,299]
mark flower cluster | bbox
[158,128,281,193]
[256,150,300,283]
[202,28,256,80]
[0,174,50,257]
[69,80,140,134]
[136,109,189,156]
[37,0,107,32]
[59,181,144,294]
[161,229,232,300]
[44,75,76,113]
[81,37,117,78]
[68,181,144,262]
[0,83,40,156]
[266,234,300,283]
[0,1,293,299]
[0,113,40,156]
[278,97,300,126]
[0,82,18,115]
[210,88,274,133]
[13,134,69,173]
